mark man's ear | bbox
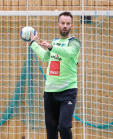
[71,24,73,28]
[57,22,59,27]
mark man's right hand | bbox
[30,31,37,43]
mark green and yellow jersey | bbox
[31,36,81,92]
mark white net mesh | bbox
[0,0,113,139]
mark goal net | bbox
[0,0,113,139]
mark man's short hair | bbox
[58,11,73,23]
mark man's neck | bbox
[60,34,71,39]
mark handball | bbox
[20,26,36,42]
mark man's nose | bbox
[64,23,67,27]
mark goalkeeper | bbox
[30,11,81,139]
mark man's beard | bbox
[59,28,71,37]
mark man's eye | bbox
[67,23,70,25]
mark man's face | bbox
[57,15,73,37]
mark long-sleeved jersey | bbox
[31,36,81,92]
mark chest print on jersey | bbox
[49,61,60,76]
[51,54,62,61]
[53,42,66,47]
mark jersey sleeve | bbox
[31,41,50,62]
[51,38,81,58]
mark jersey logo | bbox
[61,43,65,47]
[56,54,59,57]
[57,43,61,46]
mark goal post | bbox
[0,9,113,139]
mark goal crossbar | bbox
[0,11,112,16]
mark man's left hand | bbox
[38,39,52,49]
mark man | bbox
[30,11,81,139]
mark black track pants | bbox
[44,88,77,139]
